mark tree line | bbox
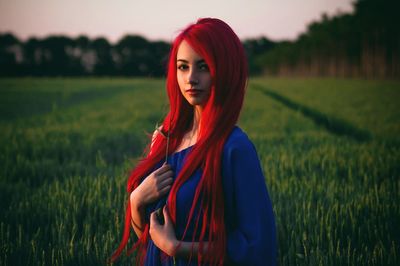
[1,0,398,78]
[0,31,275,77]
[256,0,400,78]
[0,34,171,77]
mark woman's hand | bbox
[130,163,174,208]
[149,206,179,256]
[129,164,173,238]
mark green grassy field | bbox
[0,77,399,265]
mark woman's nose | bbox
[187,69,199,85]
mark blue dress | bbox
[144,126,277,265]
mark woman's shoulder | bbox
[223,126,254,153]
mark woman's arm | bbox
[173,241,212,259]
[129,164,174,238]
[129,190,146,238]
[221,133,277,265]
[149,206,213,259]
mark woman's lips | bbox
[186,89,203,96]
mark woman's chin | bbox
[185,97,208,107]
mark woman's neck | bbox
[192,106,202,133]
[174,106,202,152]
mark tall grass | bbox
[252,77,400,140]
[0,77,399,265]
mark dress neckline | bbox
[171,144,194,157]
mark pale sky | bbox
[0,0,354,43]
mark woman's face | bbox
[176,40,212,108]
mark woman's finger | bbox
[157,170,174,180]
[158,177,173,188]
[163,206,171,226]
[157,185,171,197]
[155,164,171,175]
[150,211,158,226]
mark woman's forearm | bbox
[129,163,174,239]
[130,191,146,238]
[173,240,212,259]
[149,206,217,260]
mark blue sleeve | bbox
[222,134,277,266]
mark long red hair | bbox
[110,18,248,265]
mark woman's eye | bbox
[177,64,188,70]
[199,64,209,71]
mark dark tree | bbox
[91,37,114,75]
[243,37,276,75]
[0,33,21,76]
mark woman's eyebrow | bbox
[177,59,206,64]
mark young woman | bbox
[111,18,276,265]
